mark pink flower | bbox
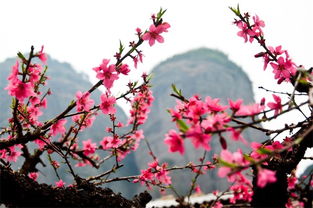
[236,103,264,116]
[28,172,39,181]
[109,136,122,148]
[51,160,60,169]
[229,184,253,203]
[76,91,94,112]
[134,168,154,185]
[218,149,247,178]
[28,64,43,84]
[250,142,268,160]
[267,94,282,116]
[7,146,22,162]
[117,64,130,75]
[50,119,67,136]
[38,45,48,64]
[7,61,19,84]
[72,114,95,130]
[237,21,256,43]
[270,56,296,82]
[202,113,231,132]
[287,176,297,190]
[155,165,172,185]
[186,96,206,124]
[186,125,211,151]
[228,128,246,143]
[164,130,184,155]
[116,122,124,128]
[168,108,182,122]
[205,96,228,113]
[128,87,154,125]
[194,185,202,194]
[99,93,116,115]
[55,179,66,188]
[257,168,276,188]
[100,136,121,149]
[262,54,270,70]
[6,80,35,102]
[93,59,119,90]
[82,139,97,156]
[228,98,243,112]
[34,139,47,149]
[212,201,223,208]
[132,130,144,140]
[142,23,170,46]
[252,15,265,32]
[269,45,285,56]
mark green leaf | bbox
[10,97,16,109]
[146,73,153,82]
[229,4,240,16]
[243,154,255,163]
[17,52,26,61]
[218,159,237,168]
[156,8,167,21]
[119,40,124,54]
[171,84,182,96]
[256,147,272,155]
[176,119,189,133]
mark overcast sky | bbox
[1,0,312,101]
[1,0,312,173]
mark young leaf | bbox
[176,119,189,133]
[119,40,124,54]
[17,52,26,61]
[171,84,182,96]
[256,147,272,155]
[156,8,167,21]
[218,159,237,168]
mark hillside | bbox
[0,48,266,199]
[134,48,266,197]
[0,56,138,196]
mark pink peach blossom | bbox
[51,119,67,136]
[164,130,184,155]
[257,168,276,188]
[100,93,116,115]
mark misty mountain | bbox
[0,55,138,197]
[134,48,266,197]
[0,48,266,199]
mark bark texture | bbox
[251,119,313,207]
[0,165,151,208]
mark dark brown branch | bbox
[252,118,313,207]
[0,131,42,150]
[0,165,151,208]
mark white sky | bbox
[0,0,312,173]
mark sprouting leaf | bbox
[256,147,272,155]
[229,4,241,16]
[17,52,26,61]
[119,40,125,54]
[176,119,189,133]
[218,159,237,168]
[156,8,167,21]
[171,84,182,96]
[243,154,255,163]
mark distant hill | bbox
[134,48,266,197]
[0,48,267,199]
[0,56,138,197]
